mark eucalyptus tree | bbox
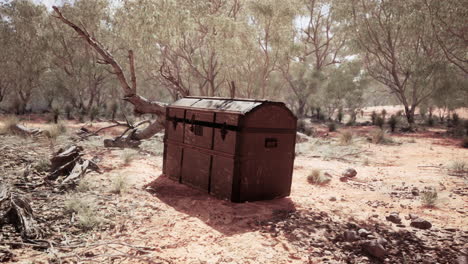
[337,0,447,125]
[0,0,49,113]
[248,0,298,98]
[49,0,113,113]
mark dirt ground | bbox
[0,115,467,264]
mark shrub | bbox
[89,107,99,122]
[448,160,467,173]
[370,129,385,144]
[51,108,60,124]
[34,159,50,173]
[297,120,314,136]
[111,174,128,195]
[375,116,384,128]
[64,196,102,230]
[339,131,353,145]
[452,113,460,126]
[337,108,344,123]
[307,169,331,185]
[427,117,435,127]
[381,109,387,120]
[76,179,92,192]
[327,122,336,132]
[0,116,20,135]
[421,189,438,208]
[388,115,398,132]
[65,104,73,120]
[120,149,137,165]
[462,136,468,148]
[44,123,66,141]
[110,102,119,120]
[371,111,377,125]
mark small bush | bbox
[307,169,331,185]
[339,131,353,145]
[51,108,60,124]
[381,109,387,120]
[452,113,460,126]
[111,174,128,195]
[337,108,344,123]
[448,160,467,173]
[375,116,384,128]
[0,116,19,135]
[120,149,137,165]
[34,159,50,173]
[297,120,314,136]
[89,107,99,122]
[371,111,377,125]
[65,104,73,120]
[388,115,398,132]
[64,196,102,230]
[76,179,92,192]
[370,129,385,144]
[44,123,66,140]
[462,136,468,148]
[427,117,435,127]
[421,189,438,208]
[362,158,370,166]
[327,122,336,132]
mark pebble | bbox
[386,213,402,224]
[410,218,432,229]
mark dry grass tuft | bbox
[339,131,353,145]
[421,189,438,208]
[111,174,129,195]
[0,116,20,135]
[120,149,137,165]
[64,196,102,230]
[307,169,331,185]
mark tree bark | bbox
[52,7,167,142]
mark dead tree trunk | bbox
[0,183,41,239]
[52,7,168,144]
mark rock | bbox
[377,238,389,246]
[386,213,402,224]
[362,240,387,259]
[358,228,371,237]
[411,187,419,196]
[405,214,419,220]
[410,218,432,229]
[329,197,337,202]
[344,230,360,242]
[339,177,348,182]
[343,168,357,178]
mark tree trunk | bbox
[53,7,168,145]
